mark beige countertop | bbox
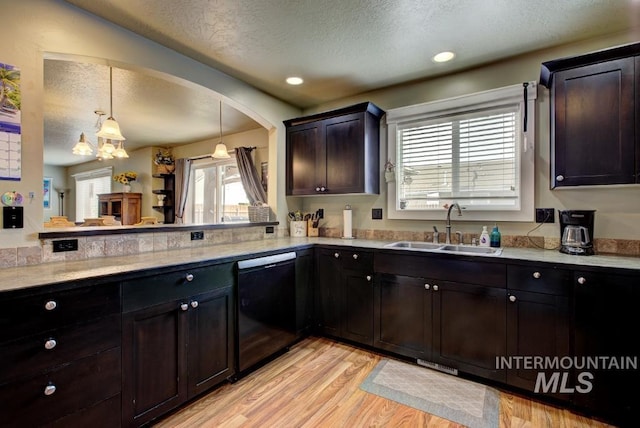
[2,237,640,294]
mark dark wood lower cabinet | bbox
[374,274,431,360]
[122,285,234,427]
[295,249,315,337]
[432,281,507,382]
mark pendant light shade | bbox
[96,138,114,161]
[72,132,93,156]
[212,100,230,159]
[96,67,126,141]
[113,140,129,158]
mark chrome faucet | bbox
[432,226,439,243]
[445,203,462,244]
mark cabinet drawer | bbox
[123,262,234,312]
[0,347,121,427]
[507,265,571,295]
[49,393,121,428]
[0,314,121,383]
[322,249,373,271]
[0,283,120,342]
[375,253,506,287]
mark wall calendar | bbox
[0,62,21,181]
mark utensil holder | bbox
[290,220,307,237]
[307,219,319,237]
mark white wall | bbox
[298,31,640,241]
[0,0,299,248]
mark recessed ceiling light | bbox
[286,76,304,85]
[433,51,455,63]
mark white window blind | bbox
[72,167,112,221]
[399,106,518,210]
[387,82,537,222]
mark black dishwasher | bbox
[237,252,296,373]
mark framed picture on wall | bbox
[43,177,52,209]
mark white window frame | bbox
[72,166,113,221]
[386,82,537,222]
[185,156,249,224]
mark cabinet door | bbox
[573,271,639,425]
[324,113,366,194]
[552,58,635,187]
[122,300,187,426]
[295,249,315,337]
[286,122,324,195]
[374,274,431,360]
[315,250,342,336]
[432,281,507,381]
[506,290,570,392]
[187,286,234,398]
[340,268,373,346]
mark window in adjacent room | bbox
[386,82,537,222]
[72,166,112,221]
[186,157,249,224]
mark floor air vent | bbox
[416,359,459,376]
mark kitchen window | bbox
[185,157,249,224]
[72,167,112,221]
[386,82,537,222]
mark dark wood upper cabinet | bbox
[541,42,640,188]
[285,102,384,195]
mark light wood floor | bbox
[154,337,614,428]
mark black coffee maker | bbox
[559,210,595,255]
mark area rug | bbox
[360,359,499,428]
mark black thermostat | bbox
[3,206,24,229]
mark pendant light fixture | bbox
[212,100,230,159]
[72,132,93,156]
[96,67,126,141]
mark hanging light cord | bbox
[219,100,223,142]
[109,67,113,118]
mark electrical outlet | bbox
[535,208,555,223]
[53,239,78,253]
[372,208,383,220]
[190,231,204,240]
[265,226,274,234]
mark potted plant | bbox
[113,171,138,192]
[384,159,395,183]
[154,149,175,174]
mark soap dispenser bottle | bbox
[479,226,490,247]
[490,224,501,248]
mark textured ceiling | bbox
[49,0,640,166]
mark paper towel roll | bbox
[343,206,353,239]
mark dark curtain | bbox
[235,147,267,204]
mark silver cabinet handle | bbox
[556,175,565,182]
[185,273,194,282]
[432,285,439,291]
[44,384,56,396]
[509,295,517,302]
[334,252,340,258]
[190,300,199,308]
[577,277,586,285]
[533,272,541,279]
[320,186,326,192]
[315,186,321,192]
[424,284,430,290]
[180,303,189,311]
[45,300,57,311]
[44,339,57,350]
[366,275,371,281]
[353,254,359,260]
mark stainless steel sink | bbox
[384,241,503,256]
[438,245,503,256]
[384,241,444,250]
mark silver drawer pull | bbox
[509,295,517,302]
[334,253,340,258]
[424,284,430,290]
[44,339,57,350]
[190,300,199,308]
[185,273,194,282]
[532,272,541,279]
[577,277,586,285]
[353,254,359,260]
[44,384,56,396]
[180,303,189,311]
[44,300,57,311]
[366,275,371,281]
[432,285,439,291]
[556,175,565,182]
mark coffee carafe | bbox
[559,210,595,255]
